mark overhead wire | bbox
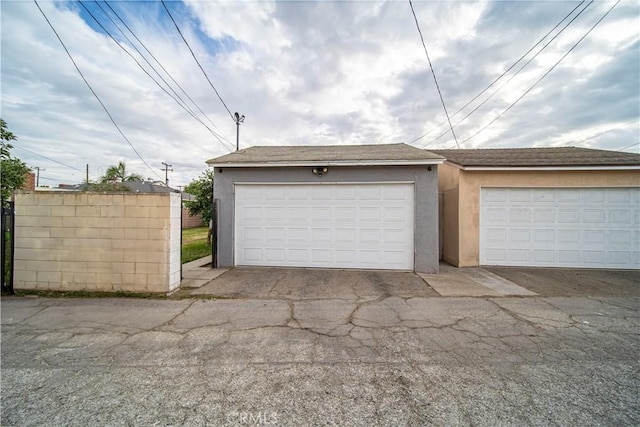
[98,1,234,150]
[13,145,82,171]
[616,142,640,152]
[412,0,592,147]
[160,0,235,122]
[78,1,234,152]
[422,0,593,148]
[34,0,163,181]
[408,0,459,148]
[454,0,621,148]
[574,118,639,145]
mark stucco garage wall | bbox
[437,163,460,266]
[449,168,640,267]
[14,192,182,293]
[213,165,440,273]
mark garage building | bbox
[207,143,444,273]
[433,147,640,269]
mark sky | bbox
[1,0,639,188]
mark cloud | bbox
[1,0,638,187]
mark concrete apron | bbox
[419,263,537,297]
[181,257,535,298]
[180,256,229,290]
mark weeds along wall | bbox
[13,191,181,293]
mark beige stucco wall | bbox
[437,164,460,265]
[439,166,640,267]
[14,192,182,293]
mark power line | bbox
[616,142,639,152]
[97,1,234,151]
[102,1,232,144]
[575,118,639,145]
[456,0,621,148]
[77,1,234,152]
[12,145,81,171]
[161,0,235,122]
[34,0,163,181]
[423,1,593,148]
[409,0,459,148]
[414,0,592,148]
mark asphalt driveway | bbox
[0,296,640,426]
[2,264,639,425]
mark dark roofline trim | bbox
[444,161,640,171]
[207,159,445,167]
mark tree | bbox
[184,169,214,223]
[1,118,31,201]
[100,161,143,183]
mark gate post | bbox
[211,198,218,268]
[1,201,15,294]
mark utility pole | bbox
[234,112,245,151]
[86,164,89,184]
[161,162,173,187]
[35,166,45,187]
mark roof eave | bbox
[207,159,445,167]
[445,163,640,171]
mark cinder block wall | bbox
[181,208,204,229]
[14,192,182,293]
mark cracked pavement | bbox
[2,282,639,425]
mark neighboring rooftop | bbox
[75,181,180,193]
[430,147,640,168]
[207,143,445,166]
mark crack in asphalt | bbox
[3,294,640,373]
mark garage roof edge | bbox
[431,147,640,168]
[209,159,445,167]
[207,143,445,166]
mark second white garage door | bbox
[235,183,415,270]
[480,187,640,269]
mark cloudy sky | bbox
[1,0,638,188]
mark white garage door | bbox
[235,183,414,270]
[480,187,640,269]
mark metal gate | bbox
[1,201,15,294]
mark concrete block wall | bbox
[14,192,182,293]
[181,208,204,229]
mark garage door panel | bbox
[481,187,639,269]
[532,229,554,243]
[359,186,381,200]
[311,186,332,200]
[289,249,308,262]
[288,228,308,242]
[266,248,285,261]
[533,250,554,263]
[609,209,631,224]
[311,208,332,221]
[235,183,414,270]
[335,207,356,222]
[583,209,606,223]
[336,228,356,244]
[484,208,507,223]
[533,209,554,223]
[243,227,262,241]
[242,206,262,220]
[360,207,381,222]
[360,228,381,244]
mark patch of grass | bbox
[182,226,211,264]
